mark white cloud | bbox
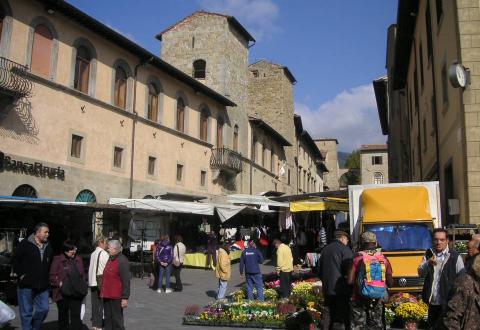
[295,84,386,152]
[198,0,280,40]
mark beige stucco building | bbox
[360,145,389,185]
[374,0,479,224]
[0,1,325,203]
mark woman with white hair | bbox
[442,254,480,329]
[100,240,130,330]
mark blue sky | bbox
[67,0,397,152]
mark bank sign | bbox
[0,151,65,181]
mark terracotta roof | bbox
[156,11,255,43]
[360,144,388,152]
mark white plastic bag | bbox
[0,300,15,326]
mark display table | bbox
[184,250,243,269]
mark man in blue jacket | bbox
[239,240,264,300]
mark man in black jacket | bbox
[12,223,53,330]
[318,230,353,330]
[418,228,464,329]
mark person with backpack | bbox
[347,231,393,330]
[156,235,174,293]
[49,240,87,330]
[239,240,264,300]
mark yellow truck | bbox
[348,182,441,292]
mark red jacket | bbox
[101,253,130,300]
[49,254,85,302]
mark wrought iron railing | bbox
[210,147,243,173]
[0,57,33,98]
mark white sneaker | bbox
[157,289,162,293]
[165,288,172,293]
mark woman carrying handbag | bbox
[49,240,87,330]
[172,235,186,292]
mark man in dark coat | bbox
[12,223,53,330]
[318,230,353,330]
[418,228,464,329]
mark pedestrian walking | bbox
[273,237,294,298]
[12,222,53,330]
[88,236,109,330]
[239,240,264,301]
[156,235,174,293]
[418,228,464,329]
[347,231,393,330]
[318,230,353,330]
[49,240,87,330]
[464,233,480,272]
[172,235,186,292]
[101,240,130,330]
[215,242,231,300]
[442,254,480,330]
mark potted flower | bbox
[395,301,428,330]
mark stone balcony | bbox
[210,147,243,174]
[0,57,33,99]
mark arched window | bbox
[233,125,239,152]
[216,117,224,148]
[114,67,127,109]
[373,172,384,185]
[252,136,257,162]
[12,184,38,198]
[193,59,206,79]
[176,97,185,132]
[200,108,209,141]
[30,24,53,78]
[74,45,91,93]
[147,83,158,121]
[75,189,96,203]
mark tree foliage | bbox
[345,149,360,169]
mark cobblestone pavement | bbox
[6,262,276,330]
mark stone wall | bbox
[315,140,339,190]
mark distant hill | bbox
[338,151,350,169]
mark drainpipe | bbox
[129,57,153,199]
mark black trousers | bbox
[427,305,443,330]
[104,298,124,330]
[57,296,83,330]
[323,295,351,330]
[90,287,103,328]
[279,271,292,298]
[172,264,183,291]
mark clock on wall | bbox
[449,63,469,88]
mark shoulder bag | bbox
[61,258,88,298]
[95,250,106,289]
[173,244,181,267]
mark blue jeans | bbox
[17,287,49,330]
[246,273,264,301]
[217,279,228,299]
[158,264,172,290]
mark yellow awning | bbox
[361,186,432,222]
[290,197,349,212]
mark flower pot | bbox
[404,321,418,330]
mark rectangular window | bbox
[113,147,123,168]
[372,156,383,165]
[436,0,443,25]
[200,170,206,187]
[148,156,156,175]
[270,149,275,173]
[419,44,425,89]
[426,3,433,61]
[288,169,291,185]
[441,62,449,107]
[176,164,183,182]
[423,119,427,151]
[71,135,83,158]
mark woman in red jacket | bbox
[101,239,130,330]
[49,240,86,330]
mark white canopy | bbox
[214,204,275,223]
[226,194,289,208]
[108,198,214,215]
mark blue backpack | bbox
[356,251,388,299]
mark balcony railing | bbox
[0,57,33,98]
[210,147,243,173]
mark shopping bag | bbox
[0,300,15,326]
